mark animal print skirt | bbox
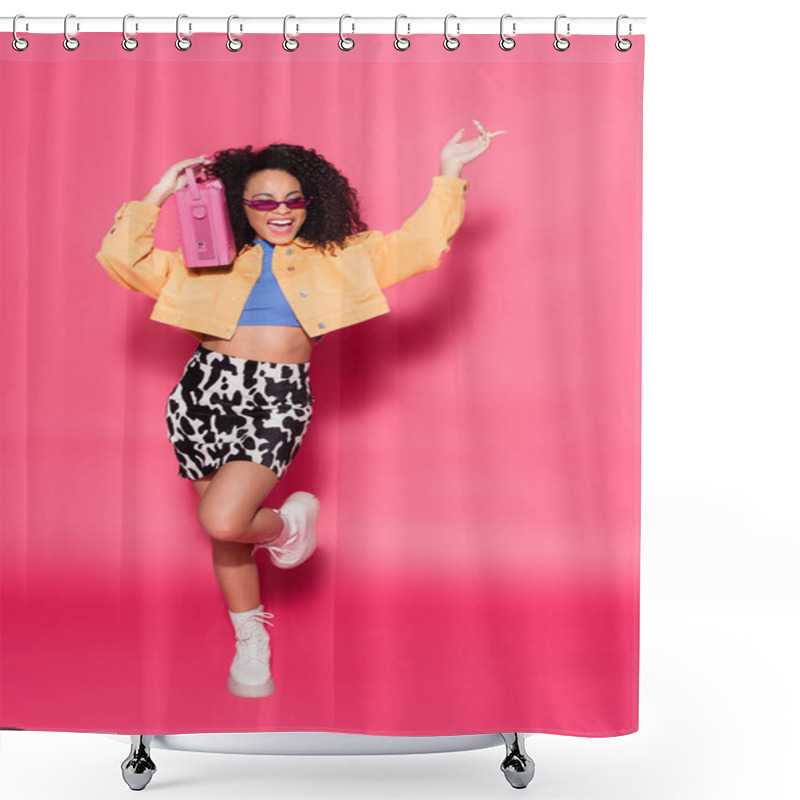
[165,344,314,480]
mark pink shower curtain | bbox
[0,32,643,736]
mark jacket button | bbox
[300,291,308,297]
[285,248,292,254]
[287,266,295,271]
[318,322,326,329]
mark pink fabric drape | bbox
[0,33,643,736]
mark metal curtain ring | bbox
[176,14,191,51]
[122,14,138,51]
[499,14,516,50]
[443,14,460,51]
[339,14,354,50]
[394,15,410,50]
[283,15,299,51]
[615,14,632,52]
[553,14,570,51]
[63,13,79,51]
[227,15,243,51]
[12,14,29,51]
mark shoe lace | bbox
[268,537,297,559]
[268,525,299,558]
[253,513,296,556]
[234,611,275,664]
[238,610,275,634]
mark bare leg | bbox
[192,461,286,613]
[195,461,286,544]
[208,540,261,613]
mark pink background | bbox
[0,34,643,735]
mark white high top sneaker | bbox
[227,604,276,698]
[253,491,320,569]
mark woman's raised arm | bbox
[95,155,212,299]
[365,120,506,289]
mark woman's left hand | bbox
[440,120,507,177]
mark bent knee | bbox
[197,506,248,542]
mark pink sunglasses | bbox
[242,196,314,212]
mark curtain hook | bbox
[176,14,192,51]
[227,15,243,51]
[12,14,29,52]
[553,14,570,51]
[615,14,632,52]
[394,15,410,51]
[283,15,299,51]
[499,14,516,51]
[339,15,355,51]
[122,14,139,51]
[63,13,80,51]
[443,13,460,51]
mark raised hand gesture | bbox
[440,120,507,178]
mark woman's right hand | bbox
[141,155,213,207]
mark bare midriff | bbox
[200,325,315,364]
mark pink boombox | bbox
[173,166,237,268]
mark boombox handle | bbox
[183,165,205,201]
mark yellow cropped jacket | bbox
[96,175,469,341]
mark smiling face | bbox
[242,169,308,245]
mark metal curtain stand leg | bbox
[119,732,534,790]
[122,735,156,790]
[500,732,536,789]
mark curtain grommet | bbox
[339,14,355,51]
[443,14,460,51]
[226,15,243,52]
[394,15,410,51]
[499,14,516,50]
[12,14,29,51]
[63,13,80,51]
[176,14,192,51]
[553,14,570,51]
[122,14,138,51]
[615,15,632,52]
[283,15,299,51]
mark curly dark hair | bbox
[207,143,368,255]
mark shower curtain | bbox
[0,30,644,737]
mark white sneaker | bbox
[254,491,320,569]
[227,605,276,698]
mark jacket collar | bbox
[241,236,317,253]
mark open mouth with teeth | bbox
[267,219,294,234]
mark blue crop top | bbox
[237,239,302,327]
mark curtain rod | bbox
[1,16,646,36]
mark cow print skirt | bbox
[165,344,314,481]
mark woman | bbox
[96,120,504,699]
